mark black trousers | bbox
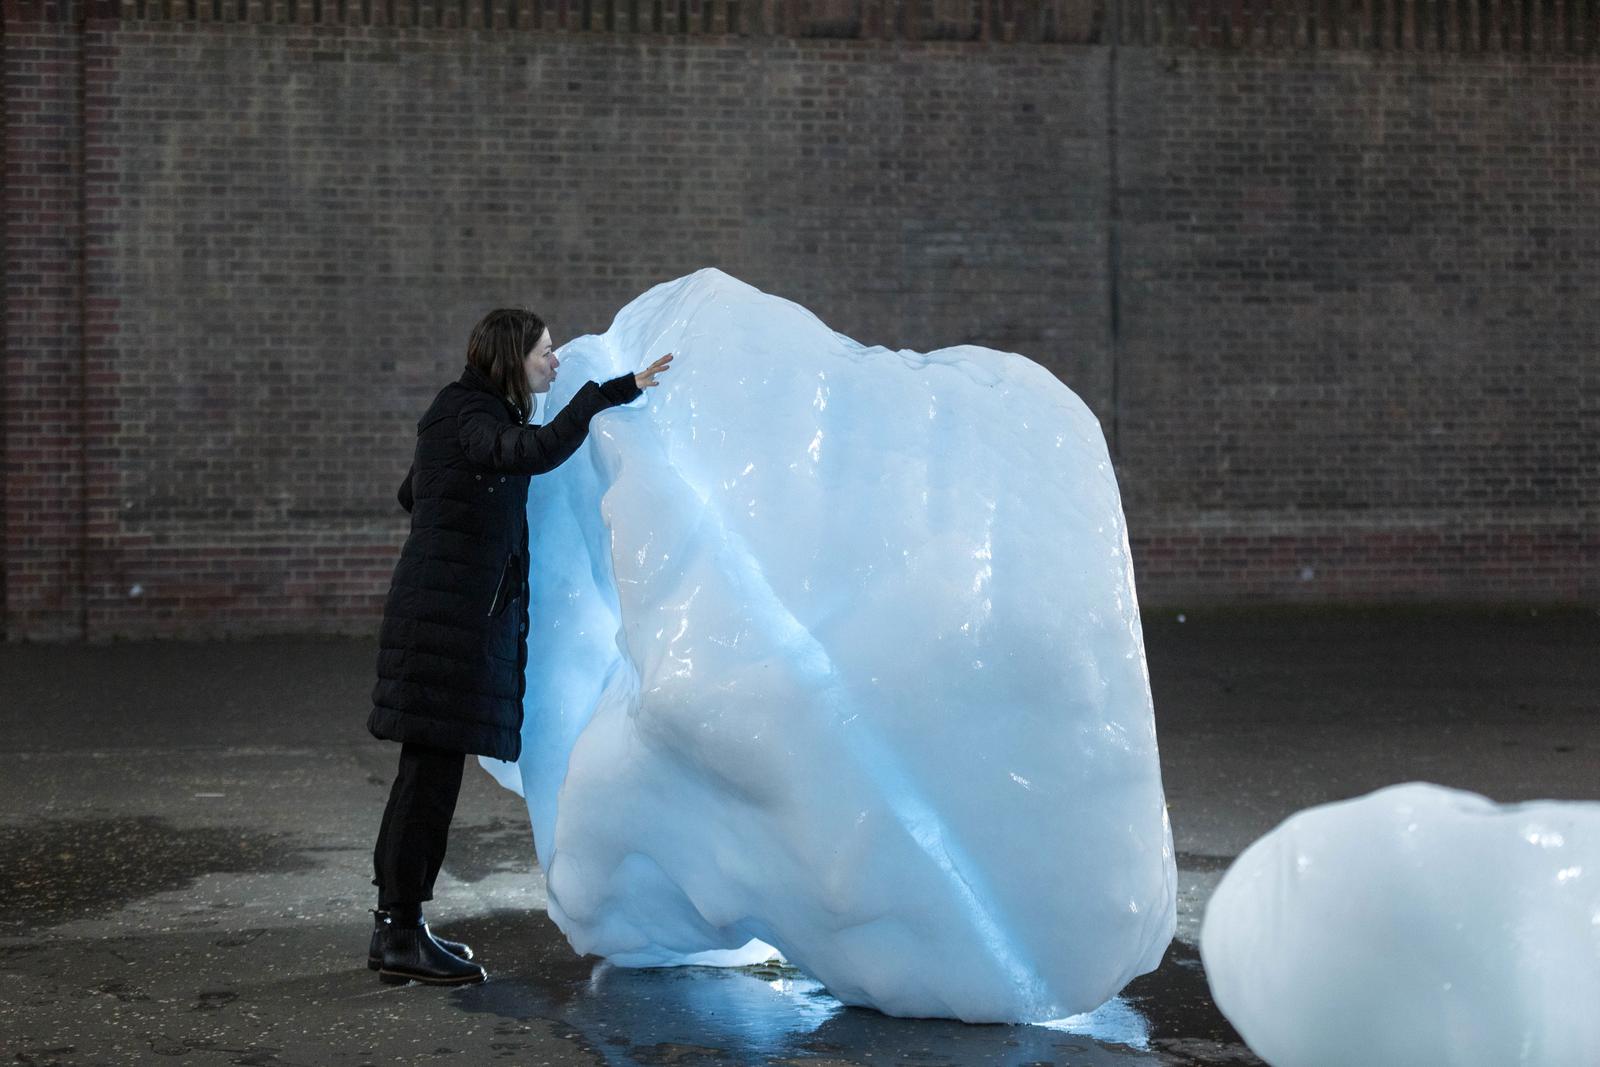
[371,740,466,909]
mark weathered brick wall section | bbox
[3,3,1596,641]
[1115,49,1599,602]
[3,0,89,640]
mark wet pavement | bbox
[1,606,1596,1066]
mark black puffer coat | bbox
[368,362,641,761]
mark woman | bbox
[365,307,673,986]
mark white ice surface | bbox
[1200,781,1600,1066]
[478,267,1175,1022]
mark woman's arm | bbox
[397,462,415,513]
[457,373,641,475]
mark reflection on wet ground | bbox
[435,907,1258,1066]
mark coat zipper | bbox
[487,553,516,618]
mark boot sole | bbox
[377,966,486,986]
[368,947,473,969]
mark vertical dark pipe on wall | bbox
[74,0,90,641]
[1106,0,1124,460]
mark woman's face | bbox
[524,326,560,393]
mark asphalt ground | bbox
[2,605,1596,1066]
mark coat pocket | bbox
[487,553,516,618]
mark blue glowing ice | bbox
[479,268,1176,1023]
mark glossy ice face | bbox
[480,267,1175,1023]
[1201,782,1600,1066]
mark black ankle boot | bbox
[367,908,474,970]
[375,912,487,986]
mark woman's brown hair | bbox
[465,308,546,424]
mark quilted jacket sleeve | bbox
[456,373,641,475]
[397,462,415,513]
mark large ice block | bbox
[1200,782,1600,1066]
[480,267,1175,1023]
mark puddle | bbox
[425,908,1260,1066]
[0,815,319,933]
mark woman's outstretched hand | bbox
[635,352,673,391]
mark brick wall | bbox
[3,0,90,641]
[1115,49,1599,603]
[3,0,1596,641]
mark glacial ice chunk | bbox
[480,267,1176,1023]
[1200,782,1600,1066]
